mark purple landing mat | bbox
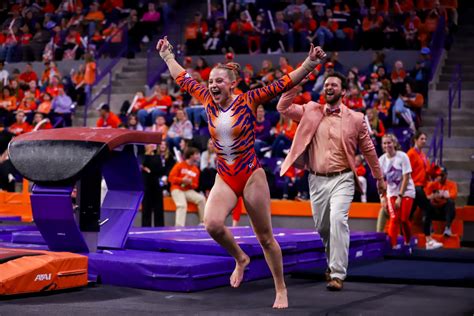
[11,231,45,244]
[126,226,325,257]
[87,248,304,292]
[0,242,49,251]
[0,225,38,242]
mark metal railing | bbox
[448,63,462,138]
[83,25,129,126]
[429,15,446,82]
[428,117,444,165]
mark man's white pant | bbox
[171,189,206,226]
[309,172,355,280]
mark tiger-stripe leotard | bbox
[176,71,293,196]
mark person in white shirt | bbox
[378,134,415,249]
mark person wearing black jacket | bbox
[141,141,176,227]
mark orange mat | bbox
[0,248,88,295]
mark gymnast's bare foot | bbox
[230,255,250,287]
[273,288,288,309]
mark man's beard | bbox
[326,93,341,105]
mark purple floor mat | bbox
[88,248,302,292]
[0,242,49,250]
[126,226,324,257]
[0,225,38,242]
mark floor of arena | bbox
[1,275,473,315]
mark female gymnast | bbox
[157,36,325,308]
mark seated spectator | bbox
[254,105,272,158]
[167,108,193,150]
[184,12,208,55]
[199,138,217,197]
[8,111,32,136]
[52,87,74,127]
[271,114,297,158]
[0,87,17,124]
[402,81,424,128]
[403,10,421,49]
[195,57,211,82]
[32,112,53,131]
[147,115,168,135]
[391,60,407,98]
[0,150,15,192]
[344,85,366,111]
[18,63,38,90]
[138,85,172,127]
[37,92,53,115]
[229,11,253,54]
[392,89,416,132]
[424,166,458,237]
[96,103,121,128]
[126,113,143,131]
[168,147,206,226]
[0,61,9,91]
[17,90,37,115]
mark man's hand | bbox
[376,179,386,196]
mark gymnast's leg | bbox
[203,174,250,288]
[243,168,288,309]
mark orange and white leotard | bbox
[176,71,292,196]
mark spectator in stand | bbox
[392,88,416,132]
[271,114,297,158]
[96,103,121,128]
[364,73,382,109]
[195,57,211,82]
[0,87,17,125]
[7,111,31,136]
[204,18,225,55]
[9,80,24,104]
[270,11,291,53]
[312,62,335,96]
[146,115,167,135]
[37,92,53,116]
[200,138,218,197]
[0,60,9,90]
[139,2,161,44]
[424,165,458,237]
[167,108,193,151]
[32,112,53,131]
[30,22,51,61]
[355,155,368,202]
[138,85,172,127]
[229,11,254,54]
[84,2,105,36]
[410,47,431,99]
[391,60,407,99]
[0,26,18,63]
[141,143,166,227]
[52,87,74,127]
[379,134,415,249]
[365,107,385,155]
[18,63,38,90]
[344,85,365,112]
[80,53,97,104]
[293,9,318,52]
[403,10,421,49]
[407,131,442,250]
[402,81,424,128]
[46,76,64,98]
[362,6,384,50]
[0,149,15,192]
[126,113,143,131]
[168,147,206,226]
[184,11,208,55]
[254,104,272,158]
[17,89,37,117]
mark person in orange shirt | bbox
[137,85,172,127]
[402,82,424,128]
[355,155,367,202]
[184,11,208,55]
[278,57,294,75]
[8,111,32,136]
[32,112,53,131]
[407,131,442,249]
[424,166,457,237]
[168,147,206,226]
[96,103,121,128]
[37,92,52,115]
[18,63,38,89]
[271,114,297,158]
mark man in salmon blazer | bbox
[277,72,386,291]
